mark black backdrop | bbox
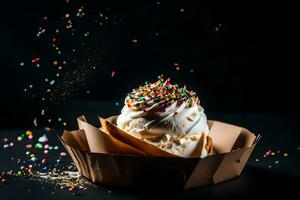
[0,0,298,128]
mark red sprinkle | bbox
[32,57,40,63]
[111,71,116,78]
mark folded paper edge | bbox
[212,143,257,184]
[99,117,177,157]
[76,115,147,156]
[184,133,260,189]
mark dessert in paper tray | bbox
[59,78,261,189]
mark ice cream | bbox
[116,78,211,158]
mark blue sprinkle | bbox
[49,80,55,85]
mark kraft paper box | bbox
[59,115,261,189]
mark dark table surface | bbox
[1,105,299,199]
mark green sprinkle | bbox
[35,143,43,149]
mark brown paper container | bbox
[59,116,261,189]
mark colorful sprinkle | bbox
[111,70,116,78]
[38,135,48,143]
[125,78,200,112]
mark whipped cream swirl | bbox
[116,78,210,157]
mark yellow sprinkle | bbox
[283,153,288,157]
[26,130,32,135]
[271,152,275,156]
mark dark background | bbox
[0,0,298,129]
[0,1,299,199]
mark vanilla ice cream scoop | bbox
[117,78,211,158]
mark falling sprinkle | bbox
[111,71,116,78]
[32,57,40,63]
[60,152,67,156]
[38,134,48,143]
[41,158,47,164]
[49,80,55,85]
[215,24,222,32]
[33,118,38,127]
[26,130,33,136]
[31,157,38,162]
